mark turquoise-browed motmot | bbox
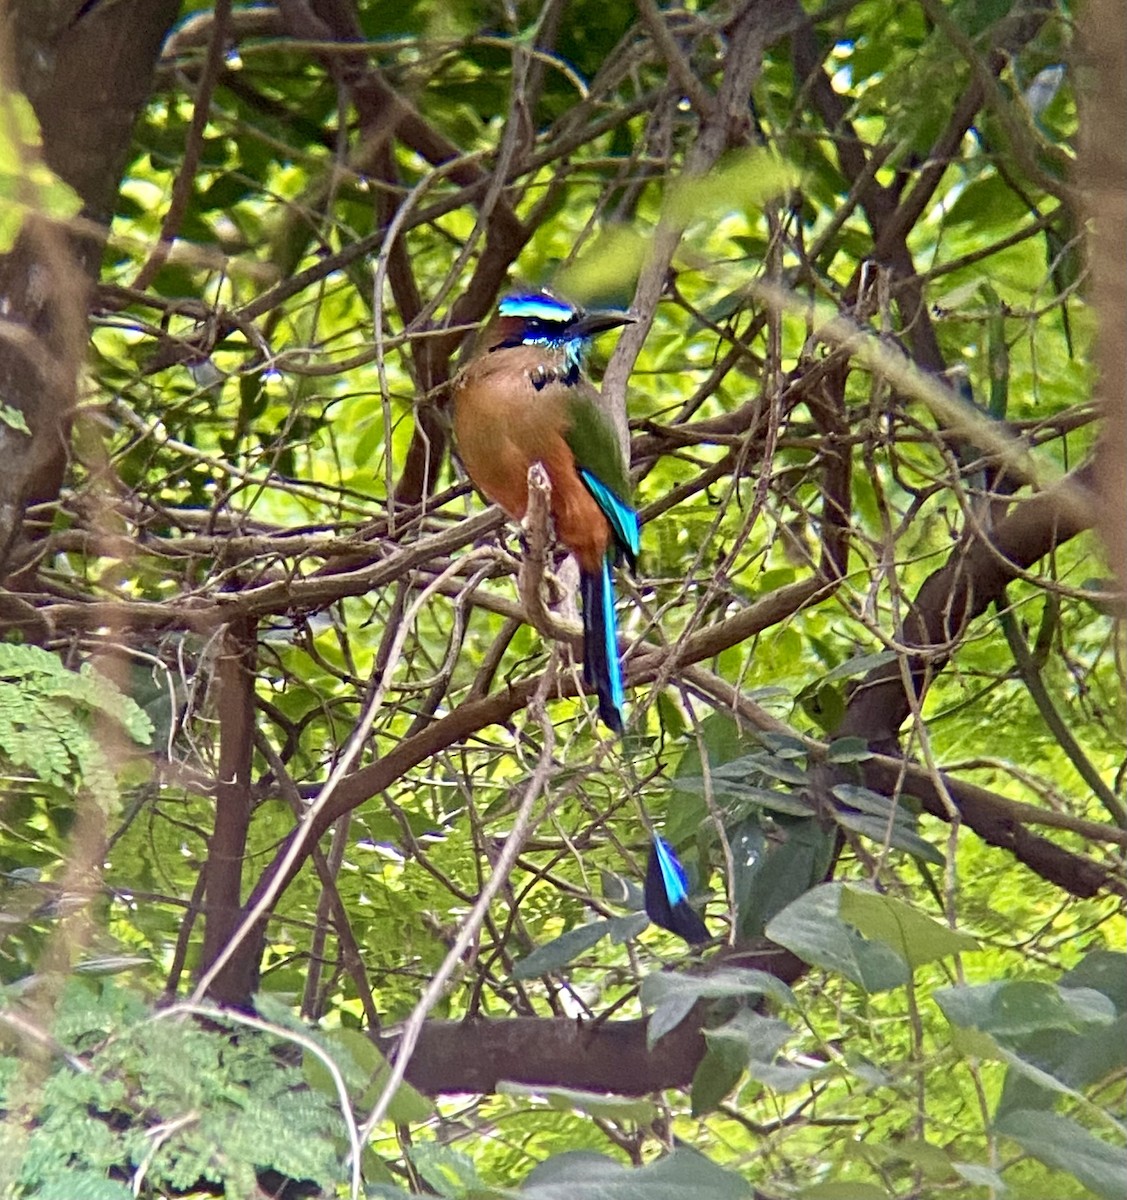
[452,290,710,945]
[452,290,638,732]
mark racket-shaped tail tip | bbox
[644,835,709,945]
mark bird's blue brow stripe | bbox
[499,294,575,322]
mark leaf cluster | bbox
[0,644,152,803]
[0,979,347,1199]
[0,0,1122,1196]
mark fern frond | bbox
[0,644,153,799]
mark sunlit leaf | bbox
[840,886,978,968]
[555,226,649,304]
[663,149,801,226]
[766,884,910,992]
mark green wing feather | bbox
[563,388,632,503]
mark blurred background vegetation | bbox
[0,1,1123,1197]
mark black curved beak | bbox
[572,308,636,338]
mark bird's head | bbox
[481,291,634,369]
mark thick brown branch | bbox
[0,1,179,579]
[391,1015,702,1097]
[684,664,1124,900]
[1081,0,1127,588]
[198,618,259,1004]
[836,464,1097,751]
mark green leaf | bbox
[1046,1012,1127,1090]
[642,967,796,1011]
[1061,949,1127,1011]
[641,968,795,1046]
[706,1009,790,1059]
[820,651,897,684]
[831,786,945,865]
[555,226,649,303]
[747,754,808,785]
[608,911,651,943]
[994,1109,1127,1200]
[951,1161,1007,1190]
[691,1040,747,1116]
[935,980,1116,1039]
[940,171,1031,229]
[706,1010,818,1094]
[734,817,836,940]
[829,784,905,817]
[936,978,1122,1115]
[0,89,83,251]
[729,817,767,924]
[839,885,978,968]
[600,869,633,906]
[757,733,810,759]
[993,1040,1089,1101]
[644,982,701,1047]
[0,402,29,434]
[304,1026,433,1124]
[663,149,801,226]
[747,1055,822,1093]
[832,808,945,866]
[765,884,910,992]
[825,736,873,763]
[512,921,611,979]
[872,1137,955,1180]
[674,774,811,817]
[798,1184,891,1199]
[409,1142,483,1197]
[522,1147,752,1199]
[666,714,762,841]
[35,1176,134,1200]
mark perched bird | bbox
[452,290,638,732]
[452,289,709,944]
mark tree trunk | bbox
[0,0,180,580]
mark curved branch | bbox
[683,663,1124,900]
[836,464,1098,750]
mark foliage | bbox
[0,979,347,1197]
[3,936,1121,1199]
[0,0,1123,1198]
[0,82,82,252]
[0,643,152,803]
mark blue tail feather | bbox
[576,468,636,731]
[580,558,624,733]
[644,834,709,944]
[578,468,639,565]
